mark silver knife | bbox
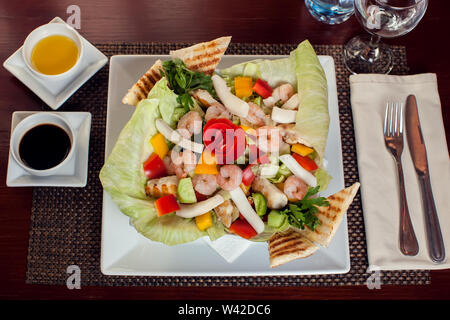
[405,94,445,263]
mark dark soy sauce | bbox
[19,124,71,170]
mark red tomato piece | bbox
[229,219,257,239]
[155,194,180,216]
[292,153,318,171]
[203,118,247,164]
[252,79,273,99]
[242,165,255,186]
[143,153,167,179]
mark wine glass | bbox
[344,0,428,74]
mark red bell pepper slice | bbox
[242,164,255,186]
[203,118,247,164]
[252,79,273,99]
[155,194,180,216]
[292,153,318,171]
[143,153,167,179]
[229,219,257,239]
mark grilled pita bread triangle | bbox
[268,228,318,268]
[170,36,231,75]
[122,59,163,106]
[298,182,360,247]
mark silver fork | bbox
[384,102,419,256]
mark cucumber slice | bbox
[267,210,287,228]
[177,178,197,204]
[252,192,267,217]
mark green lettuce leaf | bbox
[293,41,329,163]
[315,167,332,192]
[100,98,160,202]
[147,77,186,128]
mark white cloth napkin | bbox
[350,73,450,271]
[203,235,250,263]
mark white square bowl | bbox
[2,17,108,110]
[6,111,91,187]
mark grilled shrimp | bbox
[192,174,218,196]
[245,102,266,126]
[166,149,198,179]
[255,126,281,153]
[283,175,308,201]
[263,83,295,107]
[217,165,243,191]
[205,102,231,122]
[177,111,202,139]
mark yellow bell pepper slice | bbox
[150,133,169,159]
[195,211,212,231]
[240,124,252,132]
[194,151,218,175]
[234,77,253,98]
[291,144,314,157]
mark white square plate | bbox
[2,17,108,110]
[6,111,91,187]
[101,55,347,276]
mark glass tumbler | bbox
[305,0,355,24]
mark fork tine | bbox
[384,103,389,135]
[399,102,404,134]
[394,102,399,136]
[389,102,394,136]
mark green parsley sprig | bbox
[280,186,329,231]
[160,59,216,112]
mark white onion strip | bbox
[211,75,249,118]
[176,194,224,218]
[279,154,317,187]
[155,119,204,154]
[229,188,265,234]
[271,107,297,124]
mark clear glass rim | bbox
[374,0,427,10]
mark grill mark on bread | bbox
[269,233,299,249]
[270,239,308,256]
[122,60,163,106]
[170,36,231,75]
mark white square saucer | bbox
[6,111,91,187]
[2,17,108,110]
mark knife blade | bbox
[405,95,445,263]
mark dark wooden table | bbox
[1,0,449,300]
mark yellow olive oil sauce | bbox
[31,35,79,75]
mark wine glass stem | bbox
[363,34,381,63]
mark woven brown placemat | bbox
[26,42,430,286]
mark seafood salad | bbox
[100,38,345,265]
